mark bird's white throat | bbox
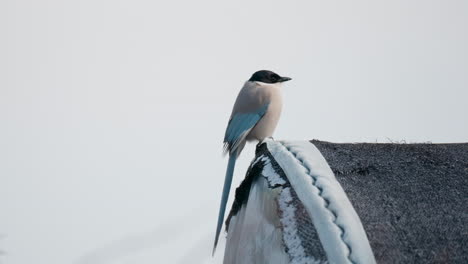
[253,81,283,89]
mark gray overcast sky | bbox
[1,0,467,263]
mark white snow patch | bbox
[262,158,286,186]
[251,155,286,186]
[278,188,322,264]
[224,177,290,264]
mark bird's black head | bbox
[248,70,292,84]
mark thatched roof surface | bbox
[312,140,468,264]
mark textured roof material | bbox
[312,140,468,264]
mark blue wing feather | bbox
[223,103,270,154]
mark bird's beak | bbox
[279,76,292,82]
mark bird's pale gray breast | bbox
[245,82,283,141]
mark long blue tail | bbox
[213,154,237,255]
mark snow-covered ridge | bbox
[224,139,375,264]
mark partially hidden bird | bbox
[213,70,292,254]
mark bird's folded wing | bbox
[223,103,269,153]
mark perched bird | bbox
[213,70,292,254]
